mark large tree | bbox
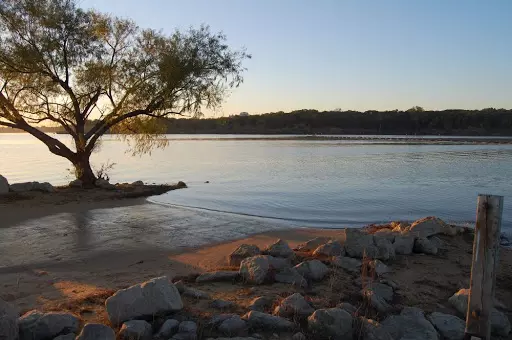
[0,0,249,186]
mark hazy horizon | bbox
[80,0,512,116]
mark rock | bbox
[69,179,83,188]
[155,319,180,339]
[379,279,399,290]
[119,320,152,340]
[409,216,455,238]
[337,302,358,315]
[230,244,262,266]
[76,323,115,340]
[171,333,197,340]
[183,287,211,299]
[313,240,345,257]
[32,181,55,192]
[373,229,397,243]
[196,271,240,283]
[249,296,274,312]
[363,283,394,302]
[174,280,185,293]
[209,314,237,328]
[218,315,246,336]
[429,236,443,249]
[291,332,306,340]
[264,239,295,258]
[176,181,187,188]
[343,228,378,258]
[211,299,234,309]
[428,312,465,340]
[207,338,258,340]
[243,311,295,331]
[0,175,10,194]
[294,260,329,281]
[414,237,438,255]
[367,259,391,277]
[374,237,395,261]
[0,298,18,340]
[274,293,314,318]
[274,267,307,287]
[95,178,116,190]
[132,180,144,186]
[363,290,393,314]
[240,255,291,284]
[295,237,332,252]
[448,289,511,336]
[105,276,183,325]
[172,320,198,340]
[393,235,415,255]
[53,333,76,340]
[308,308,353,339]
[19,310,80,340]
[359,317,394,340]
[331,256,362,273]
[9,182,35,192]
[381,307,438,340]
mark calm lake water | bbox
[1,133,511,233]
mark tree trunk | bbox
[72,152,96,187]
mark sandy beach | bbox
[1,190,511,339]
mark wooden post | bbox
[465,194,504,340]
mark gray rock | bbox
[33,181,55,192]
[95,178,116,190]
[359,317,393,340]
[294,260,329,281]
[343,229,378,258]
[53,333,76,340]
[154,319,180,339]
[196,271,239,283]
[295,237,332,252]
[211,299,234,309]
[274,293,314,318]
[414,237,438,255]
[179,321,198,333]
[248,296,274,312]
[105,276,183,325]
[428,236,443,249]
[229,244,261,266]
[363,283,394,302]
[19,310,80,340]
[368,259,391,277]
[393,235,415,255]
[373,229,397,243]
[0,175,10,194]
[380,279,399,290]
[209,314,237,327]
[243,311,295,331]
[313,240,345,257]
[363,290,393,314]
[264,239,295,258]
[337,302,358,315]
[174,280,185,293]
[375,237,396,261]
[172,332,197,340]
[218,315,246,336]
[240,255,273,284]
[409,216,455,238]
[331,256,362,273]
[132,180,144,186]
[448,288,511,336]
[291,332,307,340]
[308,308,353,339]
[10,182,35,192]
[428,312,465,340]
[381,307,438,340]
[119,320,152,340]
[76,323,115,340]
[183,287,211,299]
[0,298,18,340]
[69,179,83,188]
[274,267,307,287]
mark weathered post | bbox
[464,194,504,340]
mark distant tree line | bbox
[2,107,511,136]
[161,108,512,135]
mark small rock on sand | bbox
[308,308,353,339]
[414,237,438,255]
[381,307,438,340]
[428,312,465,340]
[218,315,247,336]
[409,216,455,238]
[313,240,345,257]
[343,228,379,258]
[196,271,239,283]
[243,311,295,331]
[295,237,332,252]
[359,317,393,340]
[393,235,415,255]
[264,239,295,258]
[274,293,314,318]
[248,296,274,312]
[19,310,80,340]
[119,320,152,340]
[76,323,115,340]
[294,260,329,281]
[0,175,10,194]
[155,319,180,339]
[331,256,362,273]
[229,244,261,266]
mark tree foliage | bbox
[0,0,249,184]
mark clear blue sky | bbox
[82,0,512,116]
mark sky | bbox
[81,0,512,116]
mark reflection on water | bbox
[1,133,511,264]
